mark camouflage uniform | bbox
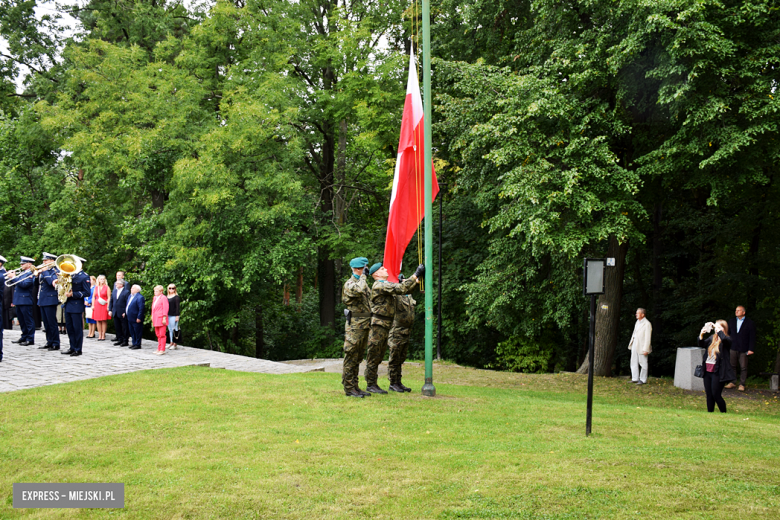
[364,276,418,387]
[342,274,371,394]
[388,294,416,385]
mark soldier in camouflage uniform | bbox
[364,262,424,394]
[342,257,372,398]
[387,274,416,392]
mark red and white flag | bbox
[383,51,439,283]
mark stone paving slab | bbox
[0,327,325,394]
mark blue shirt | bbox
[737,316,745,333]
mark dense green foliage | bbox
[0,0,779,377]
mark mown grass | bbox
[1,364,778,519]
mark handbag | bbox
[694,365,704,378]
[172,328,182,344]
[85,307,94,320]
[96,286,108,306]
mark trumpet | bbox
[4,263,51,287]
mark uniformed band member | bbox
[10,256,36,346]
[387,274,416,392]
[342,257,372,398]
[364,262,424,394]
[60,257,91,357]
[37,252,61,351]
[0,255,6,362]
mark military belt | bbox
[372,314,393,322]
[351,312,371,318]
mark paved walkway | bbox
[0,328,324,394]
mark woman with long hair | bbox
[166,284,181,349]
[85,275,97,338]
[698,319,736,413]
[151,285,169,355]
[91,275,111,340]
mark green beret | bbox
[369,262,383,276]
[349,257,369,269]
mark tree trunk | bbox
[296,267,303,307]
[652,202,663,344]
[255,304,264,359]
[577,236,629,376]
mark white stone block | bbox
[674,347,705,391]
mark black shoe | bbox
[636,381,645,385]
[630,380,639,383]
[47,346,60,351]
[388,384,405,393]
[38,344,51,349]
[97,338,105,342]
[399,382,412,392]
[12,338,24,344]
[357,388,371,397]
[19,341,32,346]
[129,345,141,350]
[366,385,388,394]
[61,349,75,355]
[112,341,122,345]
[345,389,365,398]
[121,343,129,347]
[69,351,82,357]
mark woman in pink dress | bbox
[91,274,111,340]
[151,285,169,355]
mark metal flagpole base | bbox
[421,377,436,397]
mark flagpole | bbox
[421,0,435,397]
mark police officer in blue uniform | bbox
[61,256,91,357]
[10,256,36,346]
[0,255,6,361]
[37,252,61,351]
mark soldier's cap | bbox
[20,256,35,264]
[369,262,383,276]
[75,256,86,263]
[42,252,57,261]
[0,255,6,264]
[349,257,369,269]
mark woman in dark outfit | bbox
[698,319,736,413]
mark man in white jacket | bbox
[628,308,652,385]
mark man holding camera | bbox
[628,308,652,385]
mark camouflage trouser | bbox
[387,326,411,384]
[342,325,369,393]
[364,323,390,387]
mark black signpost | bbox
[583,258,606,437]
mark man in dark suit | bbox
[10,256,36,346]
[726,305,756,391]
[109,280,130,346]
[125,285,145,350]
[60,261,91,357]
[0,255,5,361]
[37,252,61,351]
[3,283,14,330]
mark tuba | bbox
[55,255,83,304]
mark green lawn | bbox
[1,365,779,519]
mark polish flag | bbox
[383,51,439,283]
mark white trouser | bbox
[630,348,648,383]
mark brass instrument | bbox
[55,254,83,304]
[4,262,50,287]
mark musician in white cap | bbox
[37,252,60,351]
[0,255,6,361]
[9,256,36,346]
[60,256,91,357]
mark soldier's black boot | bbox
[345,389,365,398]
[366,384,388,394]
[388,383,405,393]
[357,388,372,397]
[399,379,412,392]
